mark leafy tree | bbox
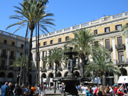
[65,28,94,77]
[6,0,55,84]
[84,46,121,84]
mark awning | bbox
[118,76,128,84]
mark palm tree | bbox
[65,28,94,78]
[120,23,128,37]
[84,46,121,85]
[43,48,64,93]
[6,0,55,84]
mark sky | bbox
[0,0,128,37]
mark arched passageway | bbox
[64,71,68,77]
[57,72,62,77]
[74,71,80,77]
[8,72,13,78]
[0,72,5,78]
[120,68,127,76]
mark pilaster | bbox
[112,36,116,64]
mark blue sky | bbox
[0,0,128,37]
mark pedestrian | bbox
[14,84,22,96]
[97,85,105,96]
[104,86,112,96]
[1,82,9,96]
[25,85,33,96]
[86,87,93,96]
[8,82,13,96]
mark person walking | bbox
[25,85,33,96]
[86,87,94,96]
[8,82,14,96]
[14,84,22,96]
[1,82,9,96]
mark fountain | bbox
[58,47,81,96]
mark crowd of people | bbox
[76,83,128,96]
[0,82,46,96]
[1,82,128,96]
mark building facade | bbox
[0,11,128,86]
[32,11,128,85]
[0,30,35,85]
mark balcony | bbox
[1,54,7,58]
[116,60,128,66]
[105,46,113,51]
[115,44,125,50]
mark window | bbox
[12,42,15,46]
[65,36,69,41]
[21,44,24,49]
[117,36,122,46]
[50,40,53,44]
[1,60,5,68]
[118,51,124,63]
[43,51,47,58]
[104,27,110,32]
[94,29,98,35]
[49,49,53,56]
[58,38,61,43]
[115,24,122,30]
[2,49,6,54]
[43,41,47,45]
[105,39,110,49]
[4,40,7,44]
[20,52,23,56]
[10,51,14,56]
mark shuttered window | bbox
[118,51,124,63]
[117,36,122,46]
[11,51,14,56]
[105,39,110,49]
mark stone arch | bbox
[8,72,13,78]
[48,73,54,78]
[0,72,5,78]
[42,73,46,78]
[57,72,62,77]
[120,68,127,76]
[64,71,68,77]
[74,71,80,77]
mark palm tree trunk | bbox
[27,29,33,85]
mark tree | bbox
[44,48,64,72]
[120,23,128,37]
[84,46,121,84]
[65,28,94,78]
[43,48,64,93]
[6,0,55,85]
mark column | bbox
[112,37,116,64]
[39,51,43,84]
[47,50,49,70]
[90,43,93,62]
[100,39,103,46]
[40,51,43,67]
[32,52,36,67]
[125,38,128,62]
[7,49,10,69]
